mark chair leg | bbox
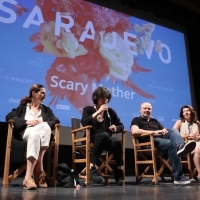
[52,125,60,186]
[3,121,13,186]
[151,135,158,184]
[192,168,197,178]
[187,154,192,179]
[8,164,26,183]
[45,171,55,186]
[133,145,139,183]
[85,128,91,185]
[78,167,87,179]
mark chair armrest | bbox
[71,125,92,133]
[132,132,154,138]
[52,123,60,145]
[8,119,14,124]
[55,123,61,128]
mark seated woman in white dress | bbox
[6,84,60,189]
[173,105,200,181]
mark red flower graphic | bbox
[25,0,160,109]
[46,55,107,111]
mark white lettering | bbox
[66,81,73,90]
[159,43,171,64]
[22,6,44,28]
[131,92,135,99]
[56,104,70,110]
[116,87,123,98]
[79,21,95,42]
[92,83,135,99]
[9,98,20,104]
[124,91,130,99]
[59,80,66,89]
[78,82,88,95]
[55,12,74,36]
[50,76,88,95]
[110,87,116,97]
[0,4,171,65]
[0,0,17,23]
[124,32,137,56]
[50,76,59,87]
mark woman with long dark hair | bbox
[6,84,60,189]
[173,105,200,181]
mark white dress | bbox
[180,121,200,149]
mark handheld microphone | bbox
[107,109,111,119]
[105,99,111,126]
[105,99,110,119]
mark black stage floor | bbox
[1,177,200,200]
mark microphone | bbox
[107,109,111,120]
[105,99,110,119]
[105,100,111,126]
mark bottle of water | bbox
[71,169,76,187]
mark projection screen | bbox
[0,0,192,131]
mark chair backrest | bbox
[71,117,82,130]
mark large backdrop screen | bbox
[0,0,192,130]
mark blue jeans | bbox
[153,128,184,179]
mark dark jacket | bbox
[6,104,60,132]
[81,106,124,137]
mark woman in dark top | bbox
[81,86,124,185]
[6,84,60,190]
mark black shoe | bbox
[177,141,196,157]
[90,167,104,183]
[115,169,124,186]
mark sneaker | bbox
[195,176,200,182]
[115,169,124,186]
[174,176,191,185]
[23,178,37,190]
[34,171,48,188]
[90,167,104,183]
[177,141,196,157]
[190,178,196,183]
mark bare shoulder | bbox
[173,119,182,128]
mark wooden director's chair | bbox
[132,132,172,184]
[3,119,60,187]
[180,136,194,179]
[71,117,126,185]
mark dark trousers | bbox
[91,132,123,166]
